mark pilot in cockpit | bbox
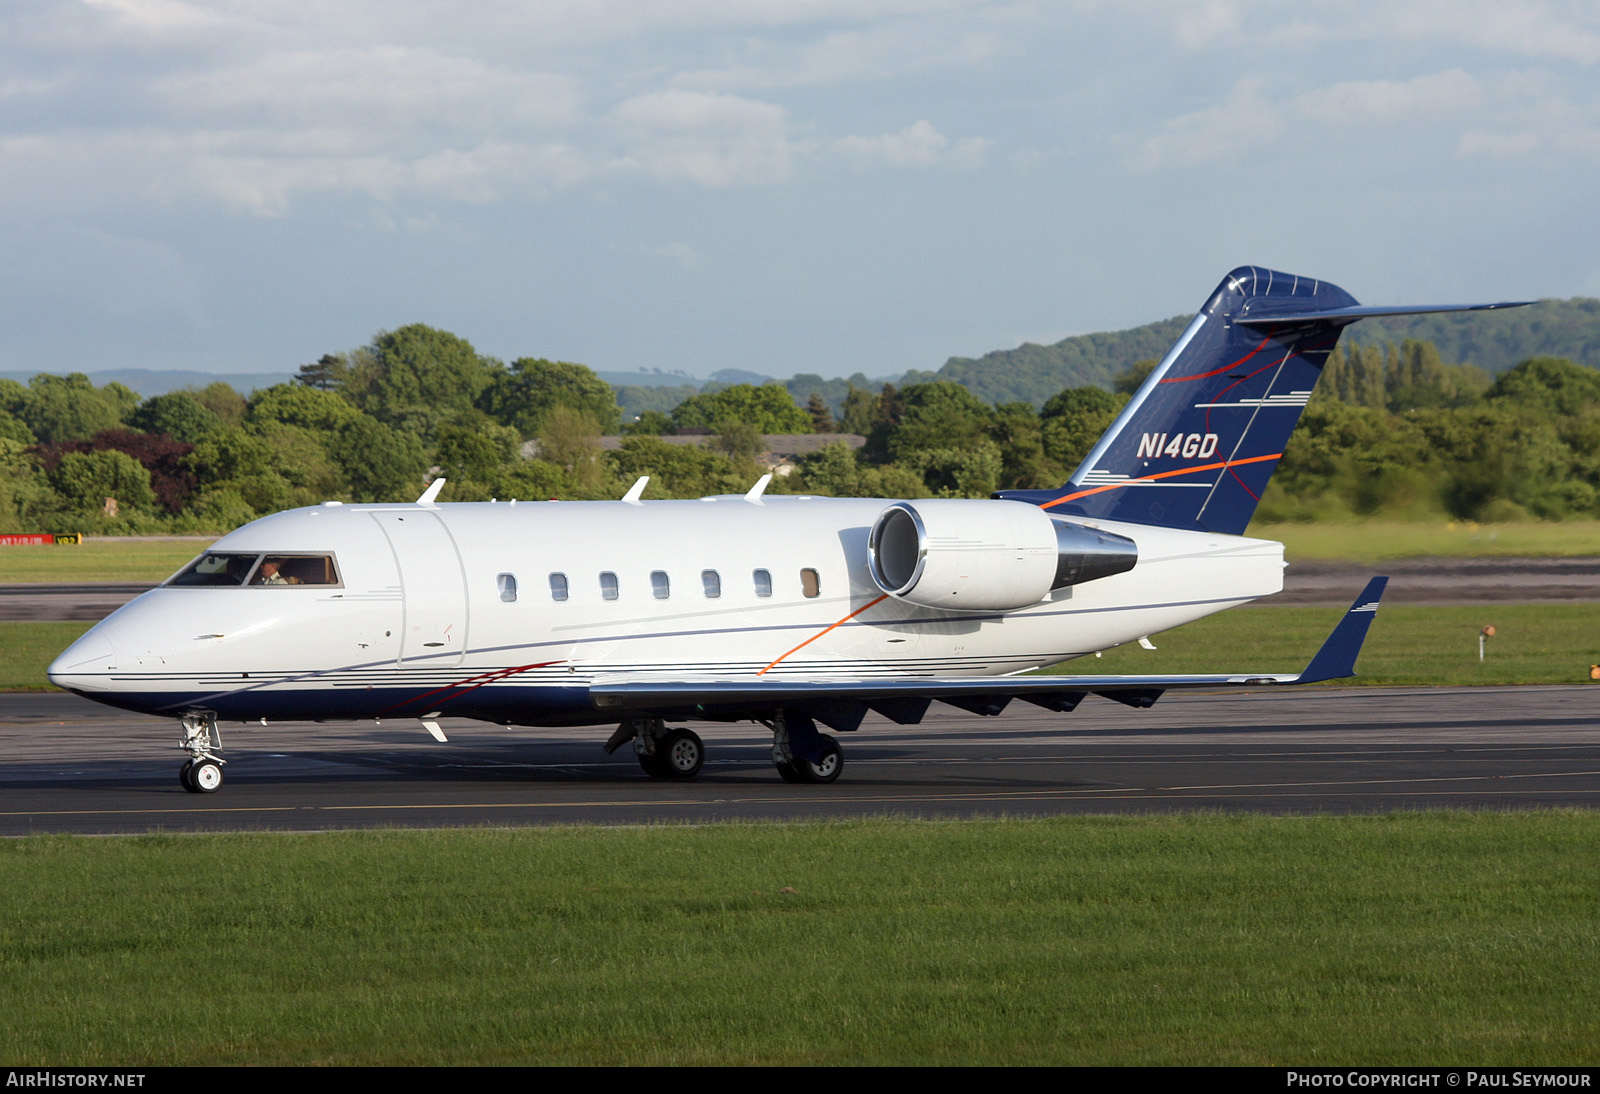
[254,560,296,586]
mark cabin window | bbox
[753,569,772,598]
[497,573,518,603]
[701,570,721,599]
[651,570,670,599]
[600,572,619,601]
[548,573,568,602]
[801,568,821,598]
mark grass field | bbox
[2,815,1596,1065]
[1251,519,1600,560]
[1047,601,1600,687]
[5,601,1598,691]
[0,622,90,690]
[0,538,210,583]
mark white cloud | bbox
[832,119,987,170]
[78,0,229,35]
[1133,77,1281,169]
[1294,70,1483,126]
[1146,0,1600,62]
[1383,0,1600,65]
[642,241,708,272]
[156,46,584,131]
[673,21,1004,91]
[1172,0,1242,49]
[608,90,797,187]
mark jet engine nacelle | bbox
[866,500,1138,612]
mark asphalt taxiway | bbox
[2,685,1597,835]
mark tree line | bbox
[1,323,1596,536]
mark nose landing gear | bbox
[178,712,225,793]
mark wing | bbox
[589,578,1388,731]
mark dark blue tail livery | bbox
[998,266,1528,535]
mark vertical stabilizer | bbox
[997,266,1527,535]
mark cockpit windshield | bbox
[166,552,341,587]
[167,552,259,586]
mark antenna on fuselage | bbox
[744,474,772,503]
[416,478,446,505]
[621,476,649,504]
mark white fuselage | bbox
[48,496,1285,726]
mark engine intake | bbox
[867,500,1137,612]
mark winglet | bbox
[1294,577,1388,684]
[621,476,649,504]
[416,478,445,505]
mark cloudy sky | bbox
[2,0,1596,383]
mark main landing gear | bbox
[602,712,844,783]
[766,710,843,784]
[178,712,225,793]
[605,718,705,779]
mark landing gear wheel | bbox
[179,760,195,791]
[791,736,843,784]
[771,744,804,783]
[635,747,666,778]
[657,728,705,779]
[189,759,224,794]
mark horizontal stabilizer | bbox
[1236,301,1531,327]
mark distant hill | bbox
[1342,297,1600,374]
[894,296,1600,408]
[593,368,710,389]
[901,316,1193,406]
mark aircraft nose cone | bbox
[48,628,118,690]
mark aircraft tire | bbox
[791,736,843,784]
[773,759,804,783]
[657,728,705,779]
[179,761,196,792]
[190,759,224,794]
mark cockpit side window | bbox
[167,552,259,586]
[167,552,341,587]
[251,555,341,586]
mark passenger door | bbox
[369,511,469,668]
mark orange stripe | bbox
[759,594,889,675]
[1039,452,1282,510]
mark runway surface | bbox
[2,686,1597,835]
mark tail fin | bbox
[998,266,1528,535]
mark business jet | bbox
[48,267,1527,792]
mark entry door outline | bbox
[370,511,469,667]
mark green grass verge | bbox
[0,539,211,583]
[0,622,91,690]
[6,603,1599,692]
[1250,519,1600,561]
[1043,602,1600,687]
[2,816,1597,1065]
